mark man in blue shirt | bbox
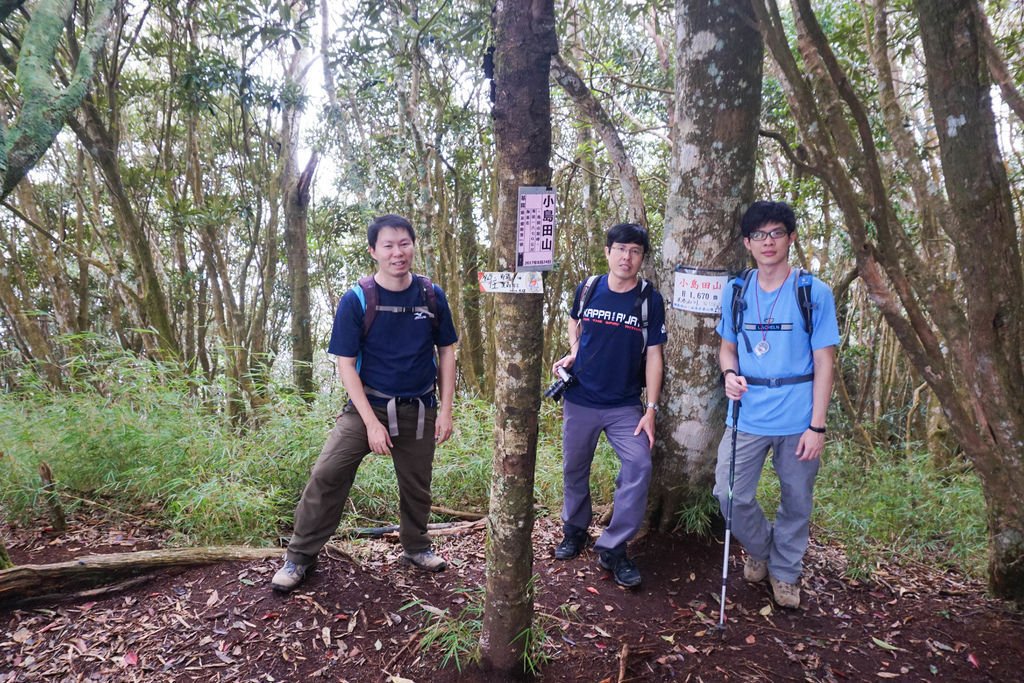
[715,201,840,608]
[272,214,458,592]
[551,223,667,588]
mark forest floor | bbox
[2,506,1023,682]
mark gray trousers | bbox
[286,402,436,565]
[713,430,819,583]
[562,401,652,553]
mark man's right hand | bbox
[552,353,575,377]
[724,372,748,401]
[366,420,393,456]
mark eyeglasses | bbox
[748,228,790,241]
[610,245,645,259]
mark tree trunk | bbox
[480,0,556,674]
[0,539,11,571]
[648,0,763,528]
[281,48,319,399]
[914,0,1024,602]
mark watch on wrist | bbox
[645,402,659,413]
[720,368,737,386]
[808,424,826,434]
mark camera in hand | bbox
[544,366,576,402]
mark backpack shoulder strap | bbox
[574,274,603,318]
[730,268,755,335]
[356,275,378,338]
[794,268,814,335]
[414,274,440,331]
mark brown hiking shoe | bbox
[770,575,801,608]
[744,556,768,583]
[402,548,448,572]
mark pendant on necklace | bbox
[754,340,770,357]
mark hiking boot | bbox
[554,530,590,560]
[598,550,642,588]
[271,559,312,592]
[770,575,801,608]
[744,556,769,583]
[402,548,448,572]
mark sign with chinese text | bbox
[516,186,556,271]
[478,271,544,294]
[673,266,729,314]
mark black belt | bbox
[745,373,813,388]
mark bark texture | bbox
[480,0,556,673]
[914,0,1024,601]
[649,0,763,528]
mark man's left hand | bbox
[435,408,454,444]
[795,429,825,461]
[634,410,656,448]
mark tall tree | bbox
[281,45,319,399]
[480,0,556,673]
[648,0,764,525]
[750,0,1024,600]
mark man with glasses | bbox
[715,201,839,608]
[550,223,667,588]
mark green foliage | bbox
[0,350,988,584]
[406,580,553,675]
[755,442,986,580]
[405,589,483,672]
[0,348,618,545]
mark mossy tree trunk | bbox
[648,0,763,528]
[479,0,556,674]
[1,0,114,200]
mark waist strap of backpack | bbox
[744,373,814,388]
[364,385,433,440]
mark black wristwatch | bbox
[808,425,827,434]
[720,368,737,387]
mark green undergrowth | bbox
[0,352,987,582]
[0,352,619,546]
[755,442,987,579]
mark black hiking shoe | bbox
[598,550,642,588]
[554,530,589,560]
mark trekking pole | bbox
[717,399,741,633]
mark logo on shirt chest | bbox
[582,307,640,327]
[744,321,794,332]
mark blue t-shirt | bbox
[328,277,458,405]
[564,276,667,409]
[716,269,840,435]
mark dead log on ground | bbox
[0,546,281,606]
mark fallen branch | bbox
[0,546,281,606]
[429,505,485,521]
[618,643,630,683]
[344,518,486,539]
